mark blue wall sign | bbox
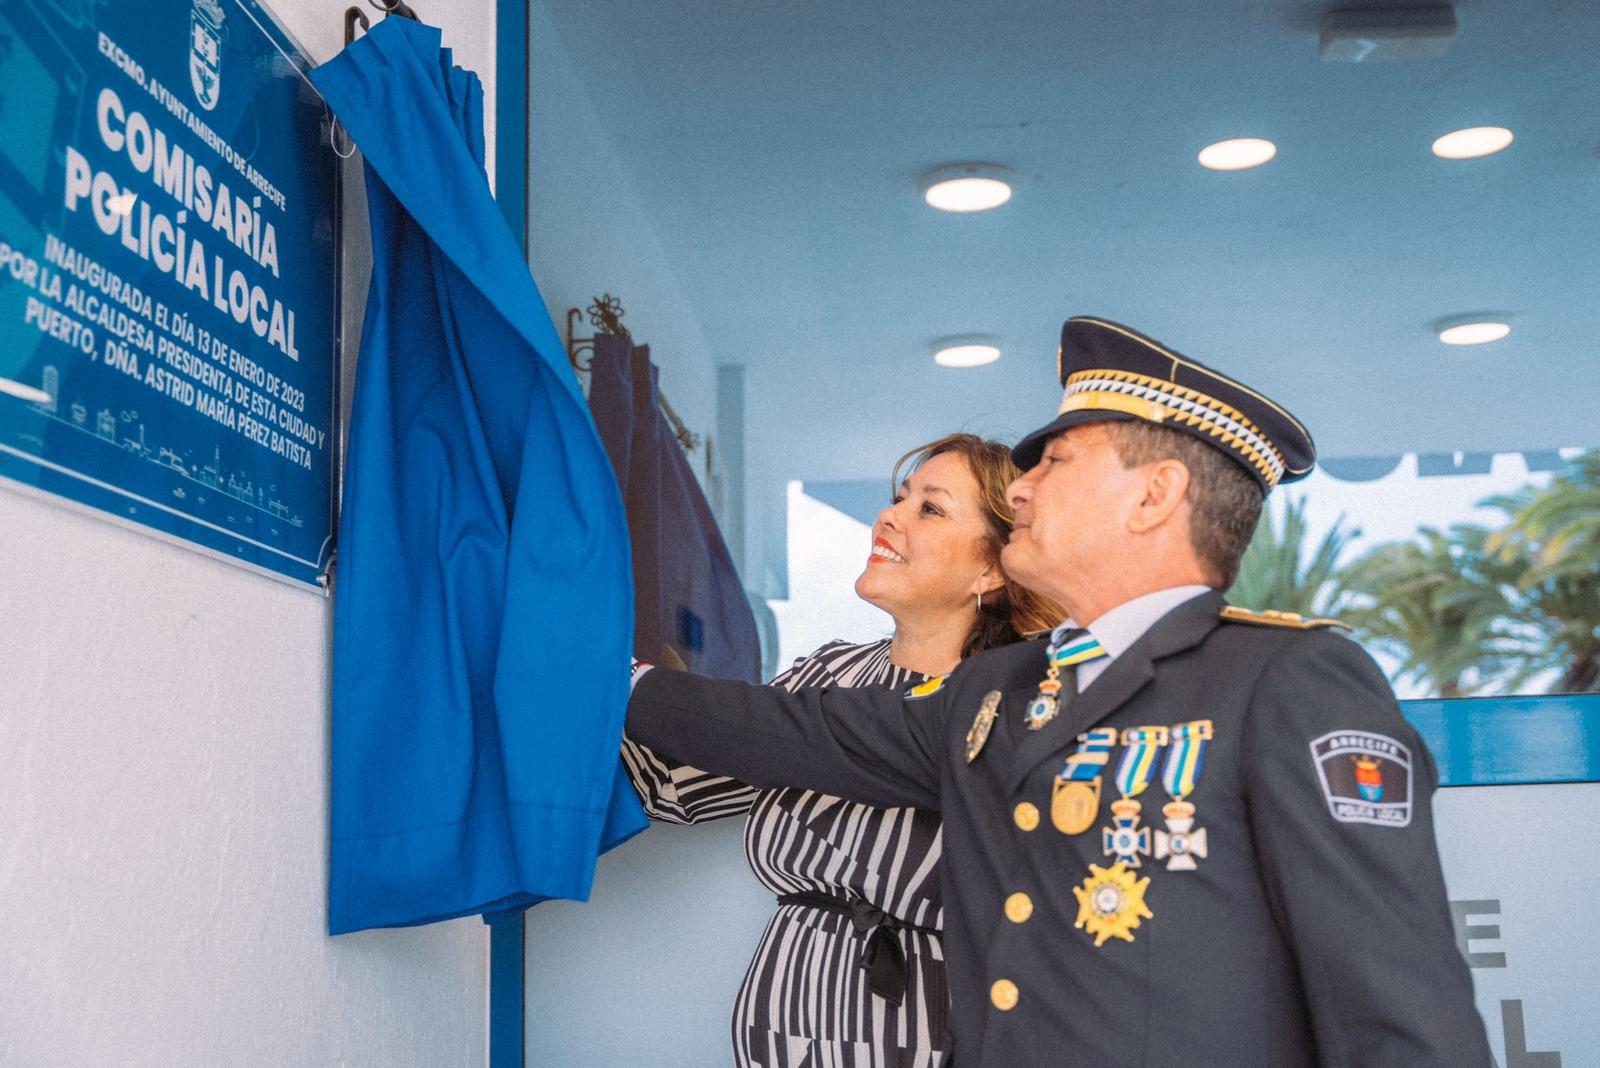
[0,0,335,586]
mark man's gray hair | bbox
[1104,420,1263,589]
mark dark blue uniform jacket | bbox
[627,590,1493,1068]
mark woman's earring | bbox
[976,591,983,611]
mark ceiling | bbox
[538,0,1600,483]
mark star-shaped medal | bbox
[1072,861,1154,946]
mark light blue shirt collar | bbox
[1051,585,1213,691]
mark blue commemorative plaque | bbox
[0,0,335,586]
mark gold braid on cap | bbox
[1058,370,1287,487]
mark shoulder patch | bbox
[906,675,946,700]
[1220,605,1350,631]
[1310,730,1413,828]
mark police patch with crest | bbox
[1309,730,1413,828]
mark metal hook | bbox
[331,116,357,159]
[343,0,417,54]
[367,0,421,21]
[343,6,368,46]
[566,308,595,374]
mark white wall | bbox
[1435,784,1597,1065]
[525,0,721,477]
[0,2,497,1065]
[0,485,487,1068]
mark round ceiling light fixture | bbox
[1198,138,1277,171]
[921,164,1014,212]
[932,334,1002,367]
[1432,126,1513,159]
[1434,314,1512,345]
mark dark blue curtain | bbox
[312,17,646,935]
[589,335,761,683]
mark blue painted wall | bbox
[1403,694,1600,786]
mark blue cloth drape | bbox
[588,336,761,683]
[312,17,647,935]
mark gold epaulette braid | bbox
[1219,606,1351,630]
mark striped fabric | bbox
[1051,631,1108,668]
[621,639,947,1068]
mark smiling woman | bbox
[620,432,1062,1068]
[870,433,1067,665]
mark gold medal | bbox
[1072,861,1153,946]
[1052,727,1116,835]
[1052,776,1101,835]
[965,691,1003,763]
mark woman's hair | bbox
[891,433,1067,659]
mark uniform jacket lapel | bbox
[1010,590,1227,791]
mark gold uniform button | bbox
[990,978,1019,1011]
[1005,892,1033,923]
[1013,802,1040,831]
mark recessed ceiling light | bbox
[932,335,1002,367]
[1431,126,1513,159]
[1198,138,1277,171]
[1437,321,1510,345]
[921,164,1014,212]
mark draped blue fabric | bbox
[588,336,761,683]
[312,16,647,935]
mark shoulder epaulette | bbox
[1219,605,1351,631]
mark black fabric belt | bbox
[776,889,941,1005]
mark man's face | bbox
[1002,423,1148,610]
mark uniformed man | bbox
[627,317,1493,1067]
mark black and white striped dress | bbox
[622,640,947,1068]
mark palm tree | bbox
[1337,523,1535,698]
[1487,452,1600,692]
[1228,495,1356,617]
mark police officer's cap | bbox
[1012,317,1316,492]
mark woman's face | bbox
[854,450,1006,624]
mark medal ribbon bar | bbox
[1060,727,1117,782]
[1160,719,1213,801]
[1114,726,1169,798]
